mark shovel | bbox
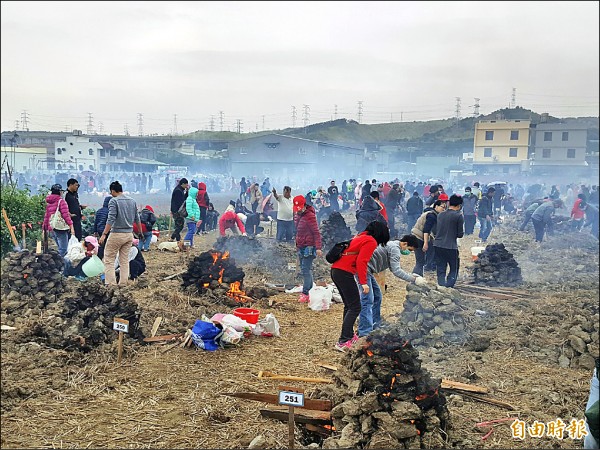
[1,208,22,252]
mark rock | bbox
[366,431,398,449]
[569,335,587,354]
[248,436,266,449]
[322,437,341,449]
[341,399,361,416]
[558,354,571,368]
[577,354,597,370]
[338,423,362,448]
[391,401,421,419]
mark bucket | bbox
[232,307,260,325]
[82,255,104,277]
[471,246,486,261]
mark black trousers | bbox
[72,218,83,241]
[464,215,476,235]
[331,268,361,343]
[434,247,460,287]
[171,214,185,241]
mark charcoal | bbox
[472,243,522,287]
[320,212,353,253]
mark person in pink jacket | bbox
[42,184,75,256]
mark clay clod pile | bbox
[314,326,449,449]
[473,243,522,287]
[1,250,66,299]
[394,284,467,349]
[3,281,141,351]
[320,212,353,253]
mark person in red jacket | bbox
[571,193,587,231]
[195,182,210,234]
[293,195,322,303]
[219,205,247,237]
[331,220,389,352]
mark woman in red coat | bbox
[293,195,322,303]
[331,220,389,352]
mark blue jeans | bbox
[138,232,153,251]
[52,229,69,257]
[584,368,599,449]
[298,247,316,295]
[184,222,196,247]
[355,272,383,337]
[478,217,492,241]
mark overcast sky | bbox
[1,1,598,135]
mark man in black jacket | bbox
[170,178,189,241]
[65,178,86,240]
[406,191,424,232]
[384,184,400,238]
[478,187,495,242]
[327,180,340,212]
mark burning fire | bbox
[323,425,336,431]
[226,281,248,303]
[415,388,439,401]
[366,350,374,357]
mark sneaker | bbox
[334,340,353,353]
[298,293,310,303]
[351,334,359,344]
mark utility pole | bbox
[86,112,94,135]
[302,104,310,127]
[137,113,144,136]
[357,101,363,124]
[511,88,516,108]
[173,114,178,135]
[454,97,461,126]
[291,106,297,127]
[472,98,480,117]
[21,110,29,131]
[219,111,224,132]
[262,115,265,131]
[334,104,338,120]
[209,115,215,132]
[235,119,243,134]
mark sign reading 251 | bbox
[278,390,305,407]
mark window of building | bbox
[78,150,82,154]
[510,130,519,140]
[99,149,106,158]
[89,165,94,170]
[110,149,117,156]
[567,148,576,159]
[485,131,494,141]
[509,148,518,157]
[544,132,552,141]
[88,148,94,156]
[484,148,492,157]
[543,148,551,158]
[562,131,569,141]
[239,147,247,155]
[56,148,62,155]
[78,164,84,171]
[299,147,307,155]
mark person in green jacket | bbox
[184,186,201,247]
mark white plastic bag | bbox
[329,283,343,303]
[285,283,316,294]
[219,313,252,332]
[252,313,280,337]
[220,324,244,345]
[65,236,85,264]
[308,285,333,311]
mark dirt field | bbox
[1,197,598,449]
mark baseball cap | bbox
[293,195,306,212]
[439,193,449,201]
[51,183,64,193]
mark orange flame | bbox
[390,377,396,389]
[323,425,335,431]
[203,282,210,288]
[366,350,374,357]
[218,268,225,283]
[227,281,247,303]
[222,251,230,259]
[211,252,219,264]
[415,388,438,401]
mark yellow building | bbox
[473,120,531,175]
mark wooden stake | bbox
[168,214,172,238]
[150,317,163,337]
[36,241,42,254]
[288,406,295,449]
[21,223,26,249]
[440,379,489,394]
[117,331,124,363]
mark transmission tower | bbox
[510,88,516,108]
[262,115,265,130]
[219,111,224,132]
[21,110,29,131]
[302,104,310,127]
[473,98,480,117]
[15,120,20,131]
[137,113,144,136]
[124,123,130,136]
[291,106,297,127]
[98,122,104,134]
[209,115,215,132]
[235,119,243,134]
[86,112,94,135]
[454,97,461,125]
[357,101,364,124]
[173,114,178,135]
[334,104,338,120]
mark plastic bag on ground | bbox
[65,236,85,264]
[217,313,253,332]
[308,285,333,311]
[285,283,316,294]
[252,313,281,337]
[190,319,223,351]
[220,324,244,345]
[329,283,343,303]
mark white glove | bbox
[242,232,247,236]
[414,276,428,286]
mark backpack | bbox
[325,240,355,264]
[50,199,70,231]
[177,201,188,218]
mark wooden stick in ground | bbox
[162,271,186,281]
[460,392,516,410]
[21,223,26,249]
[258,370,332,384]
[313,361,338,371]
[143,333,183,343]
[168,214,172,238]
[2,208,21,250]
[117,331,124,363]
[150,317,163,337]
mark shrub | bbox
[1,185,47,257]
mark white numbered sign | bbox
[113,318,129,333]
[278,391,304,407]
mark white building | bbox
[54,132,103,172]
